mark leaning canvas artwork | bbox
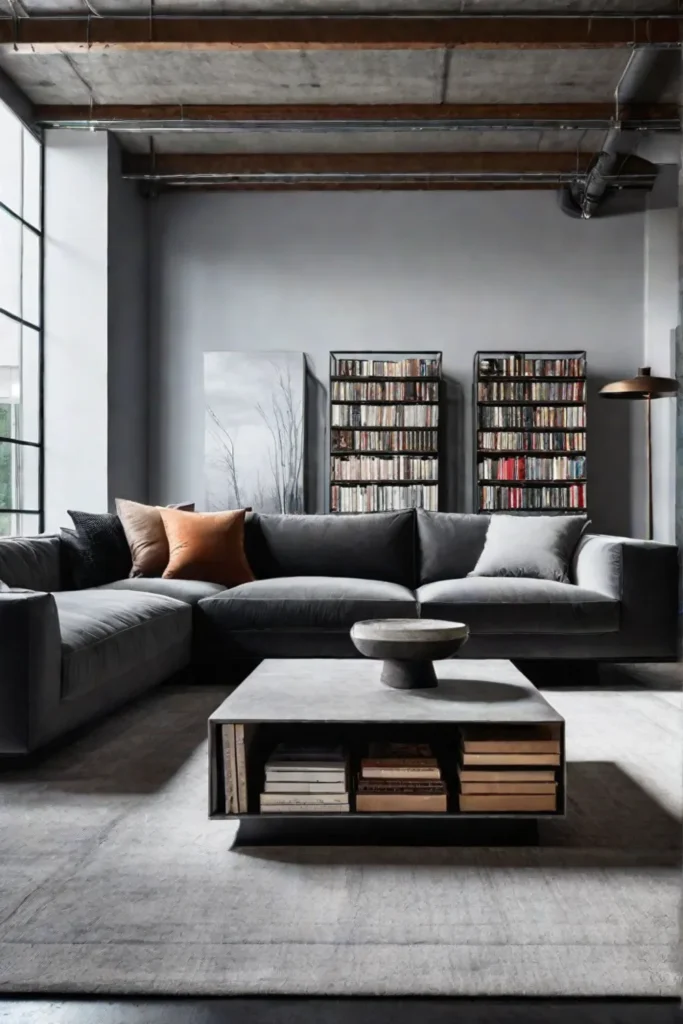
[204,351,305,513]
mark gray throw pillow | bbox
[468,515,589,584]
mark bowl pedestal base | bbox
[380,658,438,690]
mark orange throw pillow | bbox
[159,508,255,586]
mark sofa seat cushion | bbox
[98,577,226,606]
[417,577,619,635]
[199,576,417,631]
[54,590,192,700]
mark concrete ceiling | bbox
[2,48,679,107]
[118,127,607,154]
[0,4,679,190]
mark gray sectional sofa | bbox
[0,510,678,754]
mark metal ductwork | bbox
[561,47,666,220]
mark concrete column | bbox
[43,132,148,532]
[43,132,110,530]
[644,165,678,544]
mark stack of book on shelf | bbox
[260,742,350,814]
[356,742,448,813]
[458,726,560,813]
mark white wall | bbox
[150,190,648,537]
[644,166,679,544]
[43,132,149,531]
[44,131,110,530]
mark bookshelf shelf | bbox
[477,450,584,456]
[479,479,586,486]
[478,400,581,407]
[474,350,587,516]
[330,351,443,513]
[331,400,439,406]
[331,375,441,383]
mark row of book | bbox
[333,358,441,378]
[478,431,585,452]
[331,455,438,482]
[356,743,447,813]
[256,733,560,815]
[478,382,585,403]
[332,429,438,453]
[479,356,586,379]
[330,483,439,512]
[458,726,560,813]
[332,405,439,428]
[478,456,586,482]
[332,381,439,402]
[479,406,585,429]
[260,743,350,814]
[479,484,586,510]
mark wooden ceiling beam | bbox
[123,151,595,176]
[35,102,680,128]
[1,16,680,53]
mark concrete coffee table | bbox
[208,658,566,845]
[350,618,469,690]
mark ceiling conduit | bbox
[560,47,664,219]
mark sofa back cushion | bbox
[245,510,416,587]
[417,510,490,584]
[0,534,62,592]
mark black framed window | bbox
[0,99,42,536]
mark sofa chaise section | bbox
[0,536,193,755]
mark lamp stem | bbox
[646,396,653,541]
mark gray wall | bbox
[108,139,149,507]
[150,190,648,536]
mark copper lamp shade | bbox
[599,367,678,400]
[599,366,678,540]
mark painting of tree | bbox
[204,352,305,513]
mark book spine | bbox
[461,753,561,766]
[459,794,556,812]
[459,782,557,795]
[221,724,238,815]
[356,793,448,813]
[361,768,442,780]
[235,723,247,814]
[457,770,556,783]
[461,741,560,755]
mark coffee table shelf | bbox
[208,659,566,836]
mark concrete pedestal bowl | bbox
[350,618,470,690]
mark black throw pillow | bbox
[64,510,132,589]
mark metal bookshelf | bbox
[329,350,443,514]
[473,350,587,516]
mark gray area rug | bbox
[0,676,680,997]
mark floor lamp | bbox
[599,366,678,541]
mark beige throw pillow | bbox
[116,498,194,578]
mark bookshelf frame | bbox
[329,350,443,514]
[473,349,587,516]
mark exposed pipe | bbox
[121,170,658,186]
[574,47,666,219]
[35,115,680,135]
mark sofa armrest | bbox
[0,590,62,754]
[572,534,679,658]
